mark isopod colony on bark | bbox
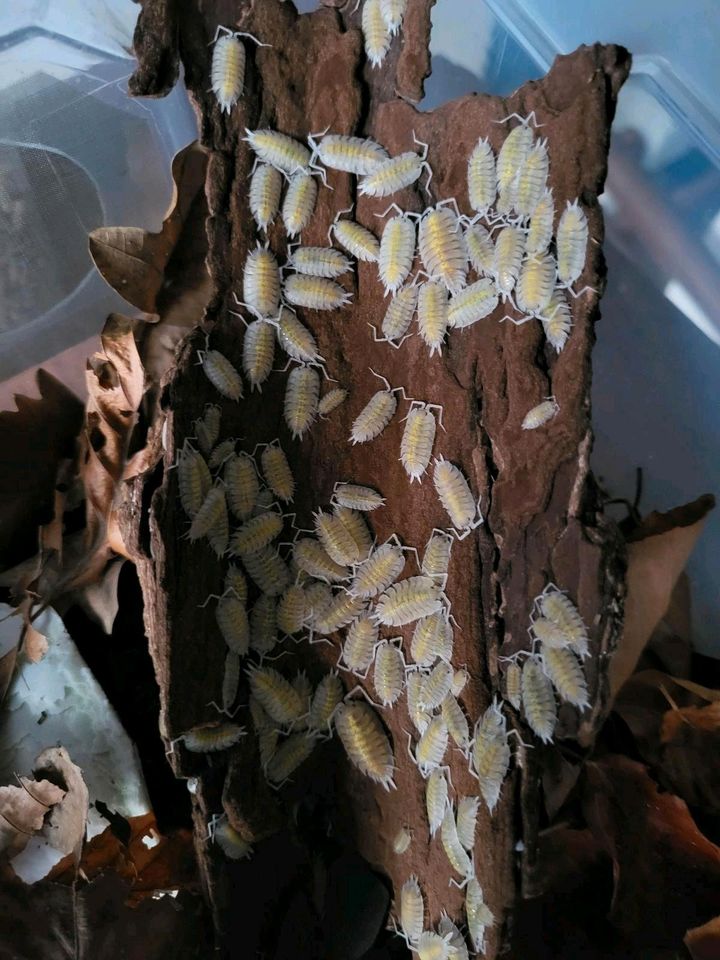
[174,21,595,957]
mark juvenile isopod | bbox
[373,639,405,707]
[199,345,244,401]
[425,767,449,836]
[243,544,291,596]
[243,245,281,318]
[416,931,453,960]
[521,656,557,743]
[244,128,312,176]
[287,245,352,279]
[208,439,237,471]
[334,699,395,789]
[350,541,406,599]
[249,593,278,657]
[308,132,388,175]
[362,0,392,69]
[177,722,246,753]
[177,442,212,518]
[213,591,250,655]
[513,139,549,219]
[442,693,470,752]
[440,803,472,880]
[411,611,453,666]
[282,171,318,238]
[399,875,424,944]
[521,397,559,430]
[416,280,449,356]
[340,613,379,676]
[247,665,305,726]
[515,254,556,318]
[419,660,454,711]
[314,591,366,636]
[332,482,385,512]
[284,364,320,439]
[432,457,482,538]
[224,452,260,520]
[209,27,268,114]
[465,877,495,953]
[504,659,522,710]
[242,317,276,390]
[418,204,467,295]
[358,134,431,198]
[265,732,315,785]
[464,222,495,277]
[294,538,349,583]
[526,188,555,256]
[556,199,589,287]
[493,225,526,300]
[541,646,589,709]
[284,273,351,311]
[541,288,572,353]
[230,509,283,557]
[249,163,283,232]
[392,826,412,855]
[422,528,453,582]
[330,210,381,262]
[308,671,344,736]
[447,277,498,329]
[260,440,295,503]
[315,508,361,566]
[192,404,221,458]
[187,484,227,543]
[536,585,589,656]
[414,715,449,776]
[452,667,469,697]
[467,136,497,216]
[376,283,418,348]
[378,206,417,296]
[471,700,510,813]
[380,0,409,35]
[212,817,253,860]
[318,387,348,417]
[406,671,432,734]
[349,371,404,444]
[400,401,442,482]
[375,575,442,627]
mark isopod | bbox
[362,0,392,69]
[419,660,454,711]
[422,528,453,581]
[393,826,412,855]
[282,171,318,238]
[425,767,449,836]
[375,575,442,627]
[266,733,315,784]
[212,817,253,860]
[442,693,470,752]
[504,659,522,710]
[332,482,385,512]
[315,508,361,566]
[214,591,250,655]
[456,795,479,851]
[464,222,495,277]
[317,387,348,417]
[471,700,510,813]
[193,404,221,457]
[541,646,589,709]
[467,136,497,215]
[406,671,432,734]
[178,722,245,753]
[493,225,526,299]
[217,650,240,716]
[230,510,283,557]
[314,591,366,636]
[207,497,230,557]
[465,877,495,953]
[288,245,352,279]
[350,541,406,599]
[496,123,534,198]
[249,593,279,656]
[541,288,572,353]
[244,128,312,176]
[537,586,589,656]
[400,402,440,482]
[224,564,248,605]
[378,206,417,296]
[200,346,243,400]
[380,0,408,35]
[294,538,349,582]
[243,245,281,319]
[411,611,453,666]
[242,317,276,390]
[177,443,212,518]
[416,280,449,355]
[260,441,295,503]
[208,439,237,471]
[340,613,379,675]
[452,667,469,696]
[349,372,402,444]
[243,544,291,596]
[526,187,555,256]
[284,273,351,311]
[515,254,556,317]
[277,583,306,635]
[209,27,266,114]
[447,277,498,329]
[373,639,405,706]
[521,398,559,430]
[308,132,388,175]
[556,199,589,287]
[248,665,304,726]
[378,283,418,346]
[284,364,320,439]
[414,715,449,775]
[330,212,380,262]
[188,485,227,542]
[305,581,334,624]
[249,163,283,231]
[308,671,344,735]
[334,700,395,788]
[418,204,467,295]
[521,656,557,743]
[224,452,260,520]
[513,138,549,219]
[530,615,572,649]
[416,931,452,960]
[438,915,469,960]
[400,875,424,944]
[334,505,373,560]
[432,457,482,536]
[358,134,431,198]
[440,803,473,879]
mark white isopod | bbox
[541,645,589,709]
[318,387,348,417]
[200,346,243,401]
[265,733,315,785]
[521,397,559,430]
[541,288,572,353]
[414,715,449,775]
[276,308,323,364]
[493,225,526,299]
[244,128,312,176]
[392,826,412,855]
[192,404,221,457]
[208,439,236,471]
[521,656,557,743]
[212,817,253,860]
[504,659,522,710]
[513,139,549,219]
[530,615,573,649]
[242,318,275,390]
[432,457,482,537]
[411,611,453,667]
[422,528,453,582]
[438,915,469,960]
[496,122,535,198]
[358,134,431,198]
[187,484,227,542]
[315,508,361,566]
[440,804,473,880]
[224,564,248,605]
[284,273,351,311]
[243,545,291,596]
[249,163,283,232]
[282,171,318,238]
[332,482,385,512]
[230,509,283,557]
[224,452,259,520]
[247,665,304,726]
[456,795,479,851]
[464,222,495,277]
[526,187,555,256]
[406,671,432,734]
[465,877,495,953]
[334,504,373,560]
[400,401,442,482]
[416,280,449,356]
[467,137,497,215]
[287,245,352,279]
[349,371,404,444]
[260,440,295,503]
[471,700,510,813]
[418,204,467,295]
[378,206,417,296]
[380,0,408,35]
[308,132,388,175]
[377,283,418,347]
[515,255,556,317]
[294,538,349,583]
[177,722,246,753]
[537,585,589,656]
[447,277,498,329]
[284,364,320,439]
[314,592,366,636]
[243,245,281,319]
[373,639,406,706]
[334,699,395,789]
[419,660,453,711]
[340,613,379,675]
[375,575,442,627]
[442,693,470,752]
[362,0,392,68]
[214,591,250,655]
[400,875,424,944]
[416,931,453,960]
[556,199,589,287]
[330,208,381,262]
[209,27,267,114]
[177,443,211,518]
[350,541,406,599]
[277,583,306,636]
[249,593,278,656]
[425,768,449,836]
[308,671,344,736]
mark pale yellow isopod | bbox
[334,699,395,789]
[521,656,557,743]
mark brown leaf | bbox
[583,755,720,943]
[0,778,66,856]
[686,915,720,960]
[609,495,715,700]
[68,559,125,635]
[656,702,720,815]
[88,142,208,315]
[34,747,89,868]
[23,622,48,664]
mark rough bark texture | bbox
[122,1,630,955]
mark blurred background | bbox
[1,0,718,653]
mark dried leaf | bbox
[0,777,66,855]
[609,495,715,700]
[23,621,48,664]
[583,755,720,943]
[89,142,208,315]
[34,747,89,867]
[68,559,125,635]
[686,915,720,960]
[655,702,720,815]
